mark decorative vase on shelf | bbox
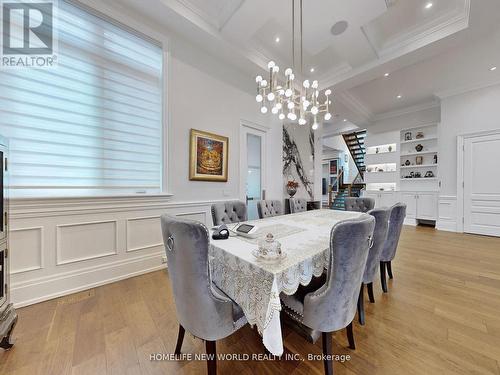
[286,180,299,197]
[388,145,393,152]
[415,144,424,152]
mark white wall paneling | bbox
[126,216,163,253]
[56,220,119,266]
[10,226,44,275]
[437,196,457,232]
[8,196,224,307]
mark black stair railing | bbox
[342,130,367,180]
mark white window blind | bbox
[0,0,163,197]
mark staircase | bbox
[328,130,367,211]
[331,188,348,210]
[342,130,367,179]
[331,185,364,210]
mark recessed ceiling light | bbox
[343,119,347,122]
[397,95,402,99]
[384,72,390,77]
[425,2,433,9]
[310,67,315,73]
[275,37,280,43]
[490,66,497,71]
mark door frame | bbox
[239,120,270,204]
[456,129,500,233]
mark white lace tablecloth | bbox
[209,209,363,356]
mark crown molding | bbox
[321,1,470,90]
[376,0,470,58]
[435,78,500,99]
[336,91,373,123]
[172,0,244,30]
[372,99,440,122]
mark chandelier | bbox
[254,0,332,130]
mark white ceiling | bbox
[111,0,500,127]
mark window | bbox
[0,0,163,197]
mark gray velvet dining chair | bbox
[257,199,283,219]
[345,197,375,213]
[357,207,390,325]
[380,203,407,293]
[289,197,307,213]
[280,215,375,375]
[160,214,247,375]
[211,200,247,226]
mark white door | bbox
[464,133,500,236]
[416,193,437,220]
[240,124,267,220]
[400,192,417,219]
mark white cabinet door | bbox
[379,192,395,208]
[400,192,417,219]
[417,193,437,220]
[464,133,500,236]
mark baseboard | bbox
[11,252,167,308]
[404,218,417,226]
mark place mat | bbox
[235,223,306,244]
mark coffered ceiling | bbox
[111,0,500,127]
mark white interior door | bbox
[240,123,267,220]
[464,132,500,236]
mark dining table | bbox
[209,209,365,356]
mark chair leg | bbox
[380,262,388,293]
[321,332,334,375]
[174,324,185,356]
[367,282,375,303]
[387,261,394,279]
[357,284,365,326]
[205,340,217,375]
[346,322,355,350]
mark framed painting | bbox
[189,129,229,181]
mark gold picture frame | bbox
[189,129,229,182]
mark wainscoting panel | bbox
[126,216,162,252]
[10,226,44,274]
[437,195,458,232]
[56,220,118,265]
[176,211,207,223]
[8,196,221,307]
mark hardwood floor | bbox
[1,225,500,374]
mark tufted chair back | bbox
[362,207,390,284]
[289,198,307,213]
[380,203,406,262]
[160,214,240,340]
[302,215,375,332]
[257,200,283,219]
[345,197,375,213]
[211,201,247,226]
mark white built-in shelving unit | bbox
[365,140,398,192]
[399,123,439,191]
[362,124,439,225]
